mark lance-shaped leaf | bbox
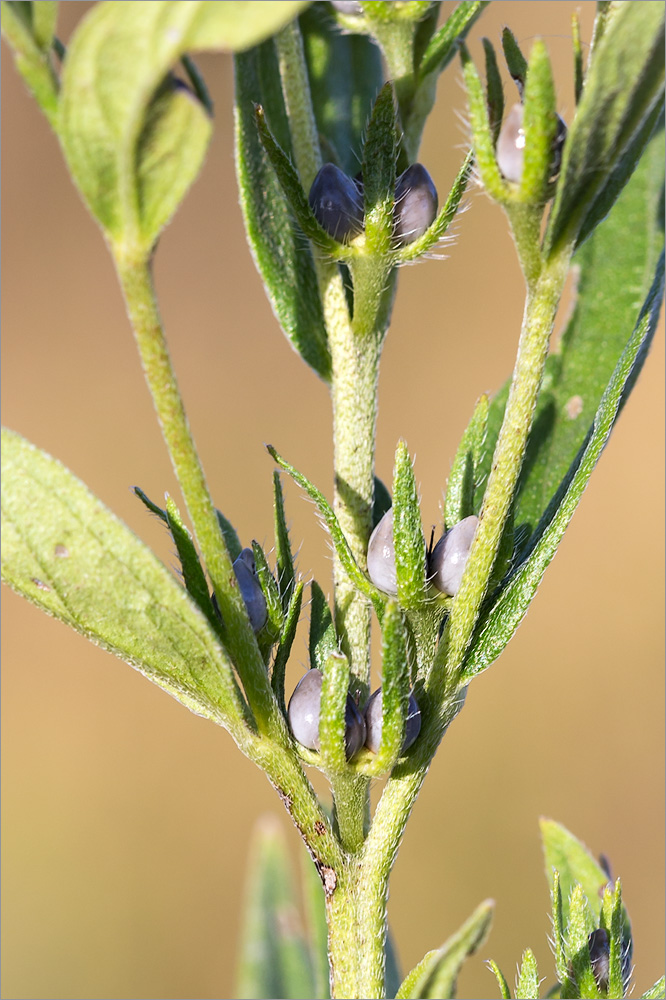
[299,3,383,176]
[445,394,489,527]
[362,82,397,255]
[545,1,665,256]
[1,0,60,126]
[273,471,295,613]
[251,540,283,652]
[515,949,539,1000]
[1,428,251,733]
[461,250,664,683]
[236,815,316,1000]
[319,651,351,772]
[395,899,494,998]
[519,40,558,204]
[235,45,332,380]
[600,880,630,998]
[216,507,243,562]
[395,150,473,264]
[267,444,387,617]
[393,441,427,610]
[642,977,666,1000]
[488,959,511,1000]
[271,580,304,714]
[367,599,410,776]
[551,870,567,984]
[476,126,664,543]
[566,884,600,1000]
[501,26,528,92]
[461,45,506,202]
[164,493,218,629]
[482,37,504,144]
[309,580,337,672]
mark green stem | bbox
[113,249,278,733]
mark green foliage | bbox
[1,0,59,124]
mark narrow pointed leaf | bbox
[572,11,583,106]
[461,251,664,683]
[309,580,337,671]
[606,880,628,999]
[319,651,350,772]
[392,441,427,610]
[1,428,251,732]
[482,37,504,143]
[445,394,489,527]
[373,474,393,529]
[252,540,283,637]
[642,977,666,1000]
[236,816,315,1000]
[488,959,511,1000]
[396,899,494,998]
[545,1,665,255]
[1,0,59,126]
[216,508,242,562]
[501,27,527,91]
[164,494,218,627]
[566,885,600,999]
[551,870,567,984]
[300,3,383,176]
[273,471,296,612]
[419,2,489,81]
[369,599,409,774]
[271,580,304,713]
[395,149,473,263]
[267,445,387,617]
[516,948,539,1000]
[519,40,557,204]
[461,45,506,201]
[134,485,168,521]
[362,82,398,254]
[235,45,332,379]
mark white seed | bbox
[393,163,438,245]
[331,0,363,13]
[367,507,397,594]
[364,687,421,754]
[428,515,479,596]
[287,668,367,759]
[233,547,267,632]
[496,103,526,183]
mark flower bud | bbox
[367,507,397,594]
[287,669,367,760]
[309,163,364,242]
[364,687,421,754]
[428,515,479,596]
[393,163,438,245]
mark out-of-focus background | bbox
[2,3,663,998]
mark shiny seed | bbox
[394,163,438,245]
[287,668,367,760]
[367,507,397,594]
[309,163,364,242]
[428,515,479,596]
[364,687,421,754]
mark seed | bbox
[496,103,567,184]
[309,163,364,242]
[364,687,421,754]
[287,668,367,759]
[367,507,397,594]
[331,0,363,13]
[588,928,610,993]
[233,547,267,632]
[428,514,479,595]
[393,163,438,245]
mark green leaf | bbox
[319,650,351,771]
[395,899,494,998]
[445,394,489,527]
[461,45,506,202]
[545,1,665,255]
[273,471,296,613]
[251,540,283,649]
[419,2,489,80]
[267,444,387,618]
[369,599,410,775]
[501,26,528,91]
[392,441,427,610]
[395,149,473,263]
[566,884,600,1000]
[642,977,666,1000]
[482,37,504,144]
[299,3,383,176]
[551,870,567,985]
[271,580,304,714]
[488,959,511,1000]
[236,815,316,1000]
[1,428,251,733]
[516,949,540,1000]
[309,580,337,672]
[216,507,243,562]
[461,236,664,684]
[164,494,218,628]
[234,46,333,379]
[362,81,398,255]
[1,0,60,126]
[519,40,558,204]
[372,474,393,529]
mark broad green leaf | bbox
[59,1,309,253]
[395,899,494,998]
[234,43,332,379]
[1,0,59,126]
[236,816,315,1000]
[516,949,539,1000]
[642,977,666,1000]
[300,3,383,176]
[393,441,427,611]
[477,127,665,539]
[545,1,665,255]
[1,428,250,732]
[461,251,664,682]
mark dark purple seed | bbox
[309,163,364,242]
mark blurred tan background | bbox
[2,3,663,998]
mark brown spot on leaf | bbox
[54,544,69,558]
[315,862,337,898]
[565,394,583,419]
[314,820,326,836]
[32,578,51,591]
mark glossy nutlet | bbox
[428,515,479,596]
[496,103,567,184]
[393,163,438,245]
[364,688,421,754]
[287,669,366,760]
[367,507,397,594]
[309,163,364,242]
[233,547,268,632]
